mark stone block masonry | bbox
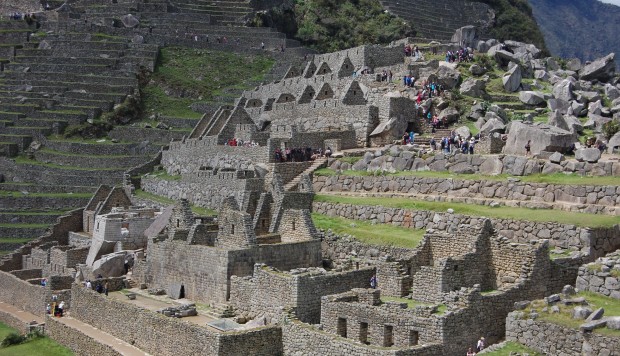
[45,316,123,356]
[313,202,620,257]
[506,311,620,355]
[70,285,283,356]
[576,251,620,299]
[313,174,620,215]
[0,270,49,316]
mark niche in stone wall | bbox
[297,85,316,104]
[276,93,296,103]
[283,65,301,79]
[337,318,347,338]
[341,81,367,105]
[303,61,317,78]
[314,83,334,100]
[383,325,394,347]
[315,61,332,76]
[245,98,263,108]
[337,57,355,78]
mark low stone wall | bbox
[506,312,620,355]
[282,318,444,356]
[10,268,42,280]
[141,175,245,209]
[70,284,283,356]
[0,270,48,316]
[45,316,122,356]
[575,252,620,299]
[313,175,620,215]
[0,308,31,333]
[313,202,620,256]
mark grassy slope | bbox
[0,322,72,356]
[314,195,620,228]
[483,341,542,355]
[312,213,425,249]
[142,47,274,119]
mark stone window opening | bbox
[337,318,347,338]
[454,265,458,271]
[383,325,394,347]
[353,90,356,95]
[231,224,235,235]
[291,220,296,231]
[409,330,419,346]
[359,322,369,344]
[324,90,328,95]
[176,219,180,228]
[261,219,266,228]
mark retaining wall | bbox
[45,316,122,356]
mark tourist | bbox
[261,42,265,50]
[430,138,436,150]
[402,132,409,145]
[525,140,531,155]
[41,278,47,286]
[104,282,109,297]
[467,347,476,356]
[409,131,415,145]
[388,70,393,83]
[57,301,65,317]
[325,147,332,158]
[86,280,92,289]
[369,274,377,289]
[46,304,51,314]
[469,137,475,155]
[476,337,485,352]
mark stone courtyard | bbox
[0,0,619,355]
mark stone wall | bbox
[313,174,620,215]
[0,309,31,334]
[141,238,322,303]
[45,316,122,356]
[70,285,283,356]
[230,264,375,324]
[506,312,620,355]
[282,317,444,356]
[313,202,620,255]
[575,251,620,299]
[10,268,42,280]
[0,270,48,316]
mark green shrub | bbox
[1,333,26,347]
[602,120,619,140]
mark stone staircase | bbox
[284,157,328,191]
[204,302,237,319]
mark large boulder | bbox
[451,25,477,48]
[502,65,522,92]
[566,58,583,72]
[608,131,620,153]
[519,91,545,105]
[494,50,519,66]
[552,79,575,101]
[459,78,486,97]
[575,148,602,163]
[503,122,578,155]
[547,98,571,114]
[454,126,471,139]
[438,107,460,125]
[548,110,583,133]
[480,118,506,136]
[435,65,461,89]
[479,156,503,175]
[504,40,542,59]
[469,64,487,76]
[579,53,615,82]
[588,100,603,116]
[605,84,620,101]
[91,252,126,278]
[121,14,140,28]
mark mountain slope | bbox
[528,0,620,64]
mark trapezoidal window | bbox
[409,330,419,346]
[383,325,394,347]
[359,322,369,344]
[337,318,347,338]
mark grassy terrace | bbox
[134,189,216,216]
[0,238,33,243]
[483,341,541,355]
[13,156,125,171]
[0,322,72,356]
[142,47,274,119]
[314,195,620,228]
[380,296,447,314]
[311,213,425,249]
[522,292,620,337]
[0,223,48,228]
[0,191,92,198]
[315,168,620,186]
[37,148,139,159]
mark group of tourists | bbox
[380,69,394,83]
[430,133,478,155]
[274,146,331,162]
[446,47,474,63]
[404,44,421,58]
[226,138,259,147]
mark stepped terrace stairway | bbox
[379,0,493,41]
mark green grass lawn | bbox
[142,47,274,118]
[525,292,620,338]
[0,322,72,356]
[311,213,425,249]
[482,341,541,355]
[316,168,620,186]
[314,195,620,228]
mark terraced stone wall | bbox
[313,174,620,215]
[70,285,283,356]
[506,312,620,355]
[45,316,122,356]
[313,202,620,256]
[575,252,620,299]
[0,270,48,316]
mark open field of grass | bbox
[316,168,620,186]
[311,213,424,249]
[314,194,620,228]
[0,322,73,356]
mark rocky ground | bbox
[0,0,42,16]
